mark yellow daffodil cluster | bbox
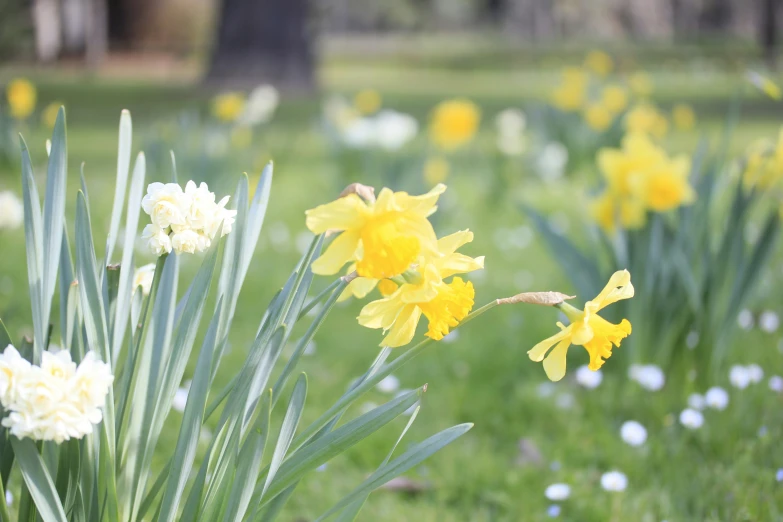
[591,133,695,233]
[5,78,36,120]
[742,128,783,190]
[306,184,484,347]
[429,99,481,150]
[528,270,634,381]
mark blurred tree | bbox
[206,0,315,91]
[760,0,779,68]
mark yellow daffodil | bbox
[742,129,783,189]
[625,103,668,138]
[306,184,445,280]
[628,72,653,97]
[429,99,481,150]
[528,270,634,381]
[672,104,696,131]
[591,191,646,233]
[6,78,36,120]
[354,89,382,114]
[746,71,782,100]
[601,85,628,114]
[424,157,450,186]
[551,67,589,112]
[583,104,613,132]
[41,102,61,129]
[212,92,246,122]
[635,155,694,212]
[585,50,614,77]
[598,133,667,196]
[358,230,484,347]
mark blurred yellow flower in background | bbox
[41,102,61,129]
[528,270,634,381]
[591,191,646,232]
[601,85,628,114]
[354,89,382,114]
[637,156,694,212]
[672,104,696,131]
[743,129,783,189]
[585,50,614,77]
[746,71,782,100]
[551,67,588,112]
[628,72,653,97]
[424,157,450,186]
[6,78,36,120]
[429,99,481,150]
[584,104,613,131]
[625,103,668,138]
[212,92,246,122]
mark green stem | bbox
[0,475,11,522]
[297,278,343,321]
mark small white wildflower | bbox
[600,471,628,492]
[629,364,665,391]
[373,110,418,151]
[620,420,647,447]
[575,365,603,389]
[555,393,575,410]
[537,142,568,182]
[685,330,699,349]
[759,311,779,333]
[687,393,706,410]
[737,309,754,330]
[776,468,783,482]
[360,401,378,414]
[0,191,24,230]
[747,364,764,384]
[495,108,526,135]
[303,340,316,356]
[679,408,704,429]
[172,386,189,412]
[544,483,571,501]
[768,375,783,392]
[704,386,729,410]
[5,490,11,506]
[132,264,156,297]
[442,330,460,344]
[546,504,561,518]
[376,375,400,394]
[729,365,751,389]
[239,84,279,125]
[537,381,556,398]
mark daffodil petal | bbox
[338,276,379,302]
[436,230,474,255]
[358,294,404,330]
[586,269,634,311]
[305,194,367,234]
[542,338,571,382]
[381,305,422,348]
[393,183,446,216]
[311,230,361,275]
[439,254,484,279]
[528,327,571,362]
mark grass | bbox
[1,45,783,520]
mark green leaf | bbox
[262,374,308,496]
[0,319,11,349]
[11,437,67,522]
[104,110,132,266]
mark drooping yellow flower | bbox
[6,78,36,120]
[628,72,653,97]
[625,103,668,138]
[41,102,61,129]
[212,92,246,122]
[672,104,696,131]
[583,104,613,132]
[585,50,613,77]
[354,89,382,115]
[358,230,483,347]
[424,157,450,186]
[306,184,445,280]
[528,270,634,381]
[429,99,481,150]
[601,85,628,114]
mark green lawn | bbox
[1,47,783,520]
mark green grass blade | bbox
[11,438,67,522]
[19,136,44,361]
[262,374,308,496]
[104,110,132,266]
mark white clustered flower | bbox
[768,375,783,393]
[629,364,665,391]
[679,408,704,429]
[495,108,527,156]
[0,345,113,443]
[759,311,779,333]
[239,84,279,125]
[600,471,628,492]
[544,483,571,501]
[620,420,647,447]
[687,393,706,410]
[0,191,24,230]
[729,365,752,389]
[704,387,729,410]
[141,181,237,256]
[575,365,603,389]
[341,110,418,151]
[132,263,156,296]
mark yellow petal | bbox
[585,269,634,312]
[438,254,484,279]
[542,338,571,382]
[528,326,571,362]
[338,276,379,302]
[393,183,446,217]
[305,194,367,234]
[311,230,361,275]
[358,294,404,330]
[436,229,473,255]
[381,304,422,348]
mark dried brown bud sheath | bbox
[496,291,575,306]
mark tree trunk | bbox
[205,0,315,92]
[85,0,107,68]
[761,0,779,69]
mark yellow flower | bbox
[354,89,382,115]
[305,184,445,279]
[551,68,589,112]
[6,78,36,120]
[746,71,782,100]
[212,92,246,122]
[429,99,481,150]
[585,50,613,77]
[625,104,668,138]
[583,104,613,132]
[601,85,628,114]
[637,156,694,211]
[424,157,450,186]
[742,129,783,189]
[672,104,695,131]
[528,270,634,381]
[40,102,61,129]
[358,230,483,347]
[591,191,646,233]
[628,72,653,97]
[598,133,667,196]
[377,279,398,296]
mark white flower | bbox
[132,264,156,296]
[342,118,376,149]
[759,311,779,333]
[0,191,24,230]
[183,181,218,231]
[141,182,190,230]
[704,386,729,410]
[240,84,279,125]
[497,132,526,156]
[172,386,189,412]
[600,471,628,492]
[546,505,561,518]
[679,408,704,429]
[629,364,665,391]
[376,375,400,394]
[171,229,209,255]
[620,420,647,447]
[737,309,754,330]
[575,365,603,389]
[729,365,751,389]
[0,345,32,406]
[495,108,526,135]
[768,375,783,392]
[544,483,570,501]
[747,364,764,383]
[374,110,418,150]
[141,224,172,256]
[537,142,568,182]
[685,330,699,349]
[687,393,706,410]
